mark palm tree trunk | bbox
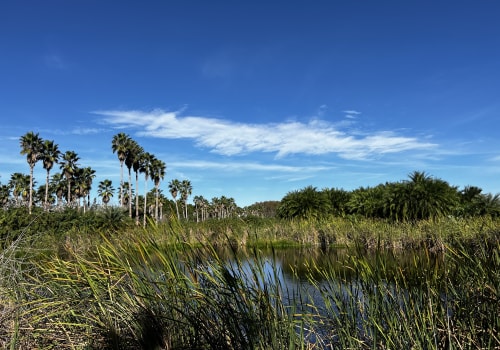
[44,169,50,211]
[67,179,71,206]
[155,185,158,222]
[120,160,124,207]
[143,176,148,228]
[174,200,180,220]
[135,171,140,225]
[128,168,132,217]
[29,165,34,214]
[155,185,159,222]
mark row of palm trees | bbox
[111,132,167,225]
[0,132,169,225]
[17,131,92,214]
[2,131,243,224]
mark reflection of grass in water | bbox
[1,218,499,349]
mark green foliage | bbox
[6,232,302,349]
[2,218,499,348]
[244,201,281,218]
[0,207,133,248]
[276,171,497,223]
[277,186,331,220]
[306,238,500,348]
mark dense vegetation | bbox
[277,172,500,221]
[0,215,499,349]
[4,132,500,226]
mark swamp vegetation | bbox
[0,207,499,349]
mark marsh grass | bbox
[1,214,499,349]
[5,225,306,349]
[305,240,500,349]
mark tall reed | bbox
[304,239,500,349]
[9,227,306,349]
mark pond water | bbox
[203,246,451,345]
[215,245,444,287]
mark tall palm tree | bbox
[111,133,132,207]
[59,150,80,206]
[50,172,66,207]
[124,139,141,217]
[180,179,192,220]
[151,158,166,222]
[169,179,181,220]
[20,131,43,214]
[193,195,203,222]
[98,179,114,207]
[41,140,61,210]
[132,146,145,224]
[75,166,96,212]
[139,152,154,227]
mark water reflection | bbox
[214,246,445,286]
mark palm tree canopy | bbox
[169,179,181,199]
[41,140,61,172]
[111,133,131,163]
[139,152,154,179]
[124,139,142,171]
[151,159,166,186]
[20,131,43,166]
[180,179,192,201]
[59,151,80,178]
[98,179,115,204]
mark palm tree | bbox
[169,179,181,220]
[139,152,154,227]
[460,185,483,217]
[74,166,96,212]
[122,182,132,207]
[41,140,61,210]
[20,131,43,214]
[132,146,145,224]
[111,133,132,207]
[405,171,459,221]
[0,184,11,208]
[98,179,114,207]
[277,186,331,220]
[9,172,30,207]
[179,179,192,220]
[193,195,204,222]
[124,139,142,217]
[50,172,66,207]
[477,192,500,218]
[59,150,80,206]
[151,158,166,222]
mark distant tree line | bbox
[5,132,499,225]
[277,171,500,221]
[0,131,244,224]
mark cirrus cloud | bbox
[94,109,436,160]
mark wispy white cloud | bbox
[170,160,331,173]
[343,110,361,115]
[94,109,436,159]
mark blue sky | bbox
[1,1,499,207]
